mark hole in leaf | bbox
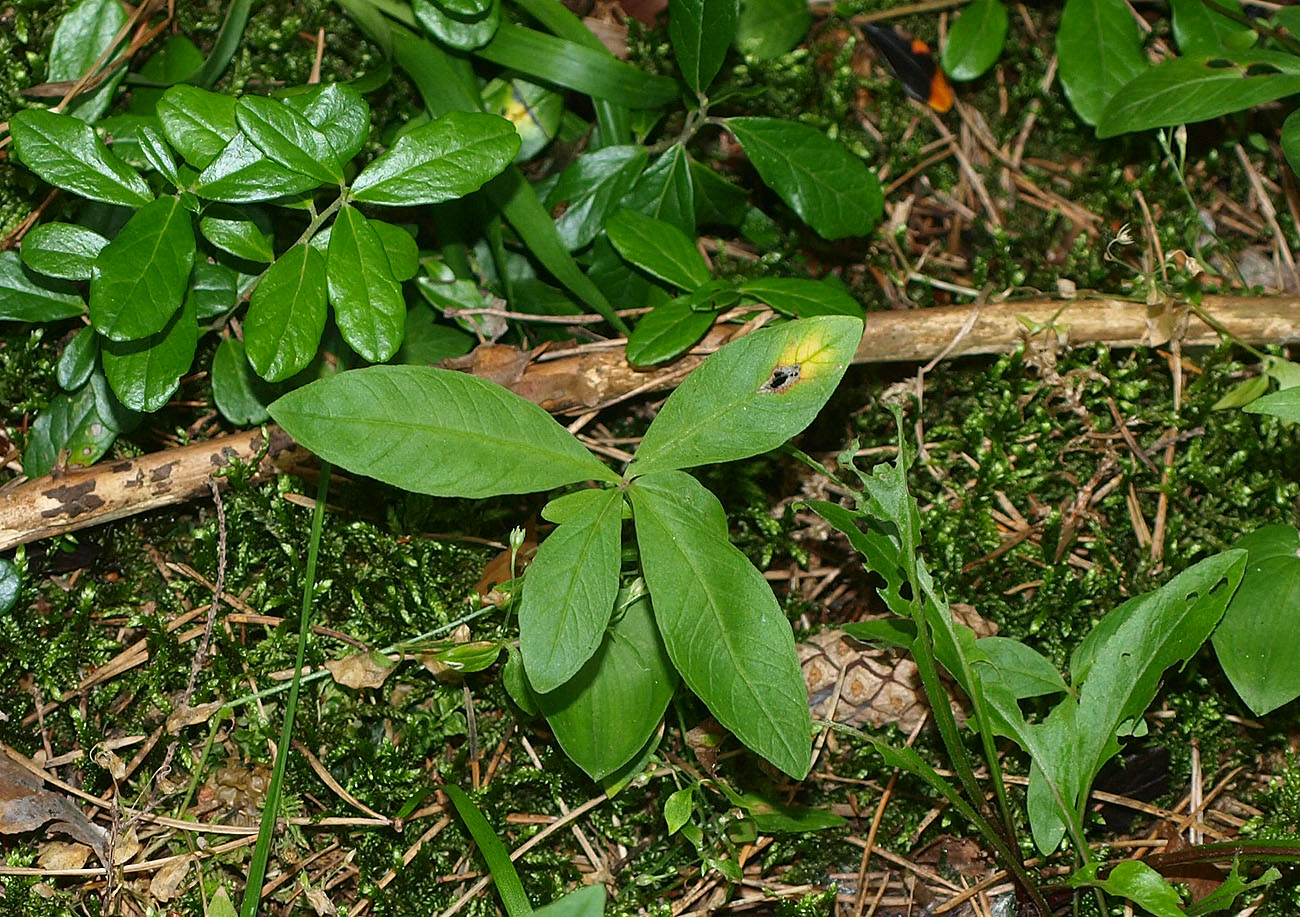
[1205,58,1236,69]
[758,363,801,394]
[1244,62,1283,77]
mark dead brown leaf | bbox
[0,750,107,864]
[325,651,396,689]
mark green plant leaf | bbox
[1212,525,1300,715]
[1243,385,1300,421]
[626,296,716,366]
[670,0,739,94]
[57,327,100,391]
[520,488,623,693]
[414,0,500,50]
[942,0,1008,81]
[630,471,812,778]
[734,0,810,61]
[533,885,606,917]
[739,276,863,317]
[211,336,278,425]
[1068,861,1188,917]
[236,94,344,184]
[482,75,563,162]
[350,111,520,206]
[1170,0,1249,55]
[194,133,322,203]
[973,636,1068,699]
[1211,373,1270,410]
[0,559,19,616]
[199,204,276,262]
[546,145,648,250]
[22,372,136,477]
[130,34,205,115]
[1056,0,1148,126]
[268,365,619,496]
[187,260,239,321]
[539,587,678,780]
[244,244,328,382]
[394,302,474,364]
[9,109,152,207]
[442,785,532,917]
[727,117,881,240]
[606,209,710,290]
[0,251,86,323]
[1099,56,1300,137]
[101,296,197,412]
[475,22,679,108]
[726,789,847,833]
[137,125,183,188]
[629,316,861,476]
[664,787,694,833]
[20,223,108,282]
[157,85,239,169]
[623,144,695,235]
[691,158,748,227]
[285,83,372,164]
[49,0,128,123]
[90,195,196,342]
[328,206,406,363]
[371,221,420,281]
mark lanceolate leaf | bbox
[20,223,108,281]
[606,209,710,290]
[101,296,198,412]
[350,111,520,206]
[520,487,624,693]
[623,144,696,235]
[244,243,328,382]
[10,109,152,208]
[630,316,861,476]
[1098,57,1300,138]
[546,145,648,250]
[194,133,322,203]
[328,206,406,363]
[739,276,863,317]
[626,296,716,366]
[49,0,128,123]
[630,471,812,778]
[1056,0,1146,127]
[236,94,344,184]
[539,588,677,780]
[0,252,85,322]
[157,85,239,169]
[727,117,881,240]
[670,0,740,94]
[942,0,1008,81]
[268,365,619,497]
[1244,385,1300,422]
[90,196,196,342]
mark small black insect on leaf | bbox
[759,364,801,394]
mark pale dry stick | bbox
[925,107,1003,230]
[806,659,850,777]
[862,869,891,917]
[0,835,260,879]
[291,740,389,823]
[519,735,605,873]
[439,793,608,917]
[1189,740,1204,846]
[1236,143,1299,279]
[1134,189,1168,285]
[444,306,650,325]
[885,148,957,197]
[566,408,600,436]
[308,28,326,84]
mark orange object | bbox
[864,24,954,113]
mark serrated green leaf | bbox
[101,296,197,411]
[285,83,371,163]
[606,208,709,289]
[630,472,812,778]
[57,327,99,391]
[89,196,195,342]
[20,223,108,281]
[1098,56,1300,138]
[244,244,328,382]
[268,365,619,496]
[236,94,343,184]
[10,109,152,207]
[727,117,881,239]
[211,337,278,425]
[49,0,128,123]
[157,85,239,169]
[520,487,623,692]
[350,111,520,206]
[0,251,85,322]
[199,204,275,262]
[739,276,863,317]
[546,146,648,250]
[629,315,861,476]
[670,0,739,94]
[735,0,809,60]
[328,206,406,363]
[193,133,322,203]
[539,588,677,780]
[626,296,716,366]
[1057,0,1148,126]
[942,0,1008,81]
[622,144,695,235]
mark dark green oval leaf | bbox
[626,296,716,366]
[49,0,128,123]
[0,252,85,322]
[244,244,328,382]
[371,220,420,281]
[350,111,520,206]
[735,0,810,61]
[606,208,710,290]
[22,372,136,478]
[212,337,278,424]
[328,206,406,363]
[193,133,322,203]
[268,365,619,496]
[57,327,100,391]
[622,144,695,235]
[10,109,152,207]
[101,296,198,411]
[199,204,276,263]
[670,0,739,94]
[727,117,881,240]
[285,83,371,163]
[90,195,196,342]
[739,276,863,317]
[236,94,344,184]
[20,223,108,281]
[414,0,500,50]
[1056,0,1147,126]
[942,0,1008,81]
[157,85,239,169]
